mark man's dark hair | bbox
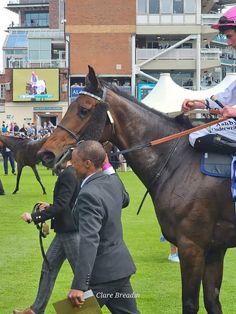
[75,140,106,169]
[219,25,236,34]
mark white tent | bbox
[142,72,236,114]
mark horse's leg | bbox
[12,165,22,194]
[178,240,205,314]
[32,165,47,194]
[202,249,226,314]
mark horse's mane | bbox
[99,79,192,130]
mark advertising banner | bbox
[13,69,59,102]
[70,85,84,103]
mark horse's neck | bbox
[111,97,182,149]
[110,96,189,188]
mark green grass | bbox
[0,165,236,314]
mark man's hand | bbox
[68,289,85,306]
[21,212,32,223]
[220,106,236,118]
[182,99,206,112]
[38,202,49,210]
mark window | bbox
[138,0,147,14]
[29,39,51,61]
[161,0,172,14]
[25,12,49,27]
[0,84,5,99]
[149,0,160,14]
[185,0,196,13]
[173,0,183,14]
[147,41,159,48]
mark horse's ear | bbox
[85,65,99,91]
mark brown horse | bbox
[38,66,236,314]
[0,135,47,194]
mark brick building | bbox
[66,0,135,102]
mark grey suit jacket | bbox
[71,172,136,291]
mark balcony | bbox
[27,29,64,40]
[7,0,49,13]
[201,13,221,26]
[8,59,66,69]
[136,48,221,61]
[8,0,49,4]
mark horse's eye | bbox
[79,107,90,118]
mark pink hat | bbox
[212,6,236,30]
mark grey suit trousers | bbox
[31,232,80,314]
[91,277,140,314]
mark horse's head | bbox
[38,66,113,168]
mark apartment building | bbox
[0,0,68,127]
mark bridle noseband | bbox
[57,124,81,142]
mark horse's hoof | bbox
[12,191,17,194]
[43,192,47,195]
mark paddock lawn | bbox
[0,165,236,314]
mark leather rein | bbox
[56,91,229,215]
[57,90,228,155]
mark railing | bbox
[201,13,221,25]
[201,48,221,60]
[220,57,236,66]
[8,0,49,5]
[136,48,221,61]
[28,29,64,40]
[8,59,66,68]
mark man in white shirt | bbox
[182,6,236,154]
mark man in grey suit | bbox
[68,140,139,314]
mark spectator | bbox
[1,146,16,175]
[68,141,139,313]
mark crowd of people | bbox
[1,121,55,139]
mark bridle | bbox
[57,88,114,144]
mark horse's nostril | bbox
[40,151,56,168]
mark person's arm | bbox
[22,169,77,224]
[69,192,104,296]
[207,80,236,109]
[182,80,236,113]
[181,99,206,112]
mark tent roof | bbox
[142,72,236,113]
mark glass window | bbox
[29,50,39,60]
[185,0,196,13]
[6,32,27,49]
[161,0,172,13]
[173,0,183,13]
[29,39,40,50]
[29,39,51,61]
[40,50,50,60]
[149,0,160,14]
[25,12,49,27]
[5,49,27,55]
[138,0,147,14]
